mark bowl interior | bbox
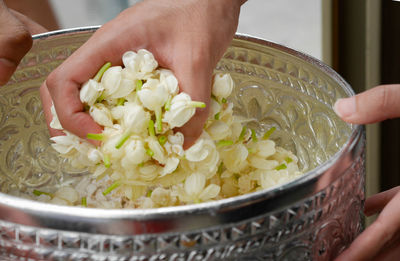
[0,28,353,202]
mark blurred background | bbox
[5,0,400,224]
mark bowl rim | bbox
[0,27,361,223]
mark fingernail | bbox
[334,97,356,118]
[0,58,16,85]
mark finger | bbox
[9,9,47,35]
[365,186,400,216]
[335,190,400,261]
[373,240,400,261]
[172,54,213,149]
[0,1,32,85]
[334,84,400,124]
[39,81,64,137]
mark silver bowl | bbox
[0,27,365,260]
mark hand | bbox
[334,85,400,260]
[335,187,400,261]
[41,0,246,148]
[0,0,46,85]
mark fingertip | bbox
[334,97,356,120]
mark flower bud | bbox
[163,93,196,128]
[80,79,104,105]
[212,73,234,99]
[89,103,113,127]
[137,79,168,111]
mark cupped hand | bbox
[0,0,46,85]
[334,85,400,260]
[41,0,246,148]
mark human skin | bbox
[334,85,400,261]
[0,0,47,86]
[40,0,247,148]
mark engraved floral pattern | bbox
[0,30,364,260]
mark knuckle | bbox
[377,85,391,111]
[3,24,33,54]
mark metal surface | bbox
[0,27,365,260]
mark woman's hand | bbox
[41,0,246,148]
[0,0,46,85]
[334,84,400,260]
[336,187,400,261]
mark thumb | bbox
[334,84,400,124]
[0,1,33,85]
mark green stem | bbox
[247,147,256,154]
[164,96,172,111]
[81,197,87,207]
[115,130,132,149]
[217,162,224,175]
[94,62,111,82]
[33,190,53,197]
[251,129,258,142]
[214,112,221,120]
[136,79,143,92]
[155,108,163,132]
[217,140,233,147]
[189,101,206,108]
[238,126,247,142]
[221,98,227,104]
[148,119,155,137]
[117,98,126,106]
[263,127,276,140]
[146,148,154,157]
[96,92,105,103]
[103,154,111,168]
[285,157,293,163]
[158,135,167,146]
[147,189,153,197]
[87,133,104,141]
[275,163,287,170]
[103,181,121,196]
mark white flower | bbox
[89,103,113,127]
[252,140,276,158]
[208,98,221,120]
[164,132,184,157]
[168,132,184,146]
[101,132,126,160]
[50,132,82,154]
[151,187,176,206]
[219,143,248,173]
[123,49,158,75]
[49,104,63,130]
[121,139,149,166]
[182,172,220,202]
[160,157,180,176]
[206,120,231,140]
[80,79,104,105]
[87,148,103,164]
[101,66,135,99]
[248,156,278,170]
[121,102,149,134]
[147,137,167,164]
[137,79,168,111]
[212,73,234,99]
[185,132,220,175]
[159,69,179,95]
[163,93,201,128]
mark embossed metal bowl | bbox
[0,27,365,260]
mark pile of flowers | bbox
[38,49,303,208]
